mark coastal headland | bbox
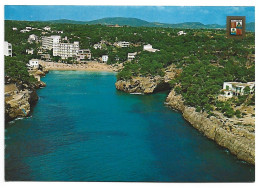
[165,89,255,165]
[5,68,48,122]
[115,68,255,165]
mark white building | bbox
[57,31,63,34]
[222,82,255,97]
[41,54,51,62]
[4,41,12,57]
[12,27,17,31]
[143,44,160,53]
[93,43,102,49]
[42,35,61,50]
[128,52,137,61]
[53,41,80,59]
[20,29,30,33]
[43,26,51,31]
[26,27,32,30]
[102,55,108,63]
[116,41,130,48]
[26,49,34,55]
[76,49,91,61]
[143,44,153,50]
[28,34,38,43]
[177,31,187,36]
[27,59,39,69]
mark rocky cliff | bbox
[5,84,38,122]
[5,69,48,123]
[165,89,255,165]
[115,65,181,94]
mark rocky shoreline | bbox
[115,65,181,94]
[5,69,48,123]
[5,61,120,124]
[6,64,255,164]
[165,89,255,165]
[115,65,255,165]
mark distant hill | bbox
[86,17,151,27]
[45,17,255,31]
[46,19,86,24]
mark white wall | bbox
[4,41,12,57]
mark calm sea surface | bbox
[5,71,254,182]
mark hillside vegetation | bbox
[5,20,255,116]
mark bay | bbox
[5,71,254,182]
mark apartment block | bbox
[76,49,91,61]
[53,41,80,59]
[4,41,12,57]
[42,35,61,50]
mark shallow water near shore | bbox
[5,71,254,182]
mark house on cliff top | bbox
[143,44,160,53]
[222,82,255,97]
[27,59,40,69]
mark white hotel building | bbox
[53,41,80,59]
[4,41,12,57]
[42,35,61,50]
[76,49,91,61]
[116,41,130,48]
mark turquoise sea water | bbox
[5,71,254,182]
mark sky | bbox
[4,6,255,25]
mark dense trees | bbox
[173,59,254,116]
[175,62,225,112]
[5,57,36,84]
[4,20,255,114]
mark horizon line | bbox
[4,17,255,26]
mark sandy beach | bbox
[40,61,117,72]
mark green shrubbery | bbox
[116,70,132,81]
[216,101,235,117]
[215,101,242,118]
[116,53,166,80]
[4,20,255,116]
[175,62,224,111]
[174,86,181,95]
[169,58,255,116]
[5,56,36,84]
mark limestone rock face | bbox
[165,89,255,165]
[5,81,46,123]
[5,84,37,122]
[5,66,49,123]
[115,65,181,94]
[115,76,169,94]
[35,81,47,88]
[35,70,46,76]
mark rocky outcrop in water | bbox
[115,65,181,94]
[165,89,255,165]
[115,76,169,94]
